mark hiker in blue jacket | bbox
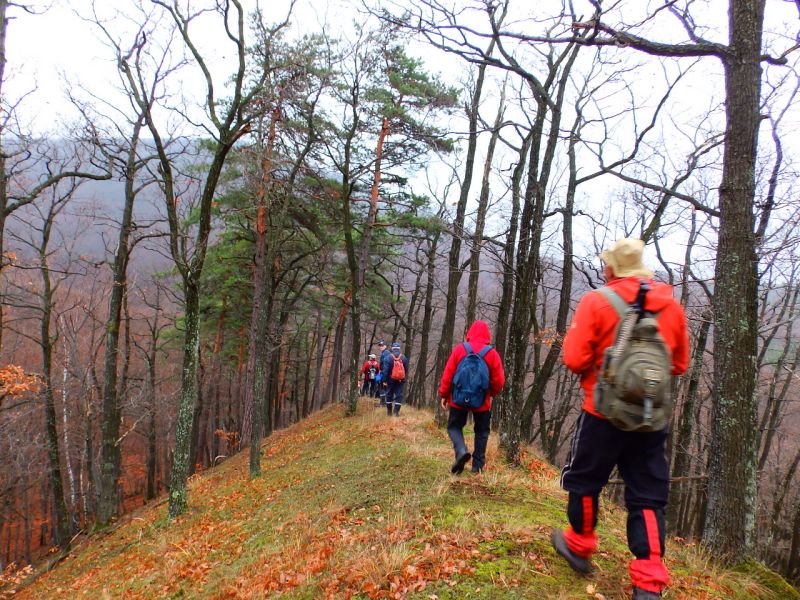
[377,340,391,405]
[382,342,408,416]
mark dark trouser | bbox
[385,380,405,415]
[447,408,491,472]
[560,410,669,592]
[361,379,378,397]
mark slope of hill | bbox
[3,401,797,599]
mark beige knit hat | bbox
[599,238,654,278]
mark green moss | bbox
[733,560,800,599]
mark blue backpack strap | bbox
[477,344,492,358]
[462,341,474,354]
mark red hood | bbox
[605,277,678,312]
[465,320,491,345]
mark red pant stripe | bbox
[582,496,593,535]
[642,508,661,560]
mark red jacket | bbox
[563,277,690,418]
[361,359,380,379]
[438,320,506,412]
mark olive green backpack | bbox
[594,282,673,432]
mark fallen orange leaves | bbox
[0,365,40,406]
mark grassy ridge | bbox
[4,400,797,599]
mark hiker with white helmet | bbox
[360,353,380,398]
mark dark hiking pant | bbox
[447,408,491,472]
[361,379,378,397]
[385,380,405,415]
[560,410,669,592]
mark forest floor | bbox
[2,399,798,599]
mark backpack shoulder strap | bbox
[596,286,629,318]
[462,342,474,354]
[477,344,492,358]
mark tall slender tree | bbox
[108,0,281,517]
[325,32,456,415]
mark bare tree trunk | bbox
[98,122,141,525]
[433,55,490,426]
[302,329,315,417]
[169,280,201,518]
[343,115,390,416]
[145,352,158,501]
[503,37,580,464]
[22,484,30,564]
[494,133,530,443]
[758,331,800,471]
[465,82,505,325]
[208,295,226,468]
[407,229,440,408]
[190,349,208,474]
[39,228,70,547]
[669,315,711,535]
[58,317,77,527]
[325,299,349,407]
[525,77,582,448]
[111,0,274,518]
[703,0,764,560]
[311,308,327,412]
[765,446,800,556]
[84,366,98,519]
[788,500,800,581]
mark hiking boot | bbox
[550,528,591,574]
[632,588,661,600]
[451,451,471,474]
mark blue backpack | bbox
[452,342,492,409]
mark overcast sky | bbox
[5,0,799,274]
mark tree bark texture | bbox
[703,0,764,561]
[98,124,140,525]
[39,220,71,547]
[433,58,488,425]
[168,283,201,518]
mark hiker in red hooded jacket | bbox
[551,238,689,600]
[360,354,380,398]
[438,320,505,474]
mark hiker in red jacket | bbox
[360,354,380,398]
[551,238,689,600]
[438,320,505,474]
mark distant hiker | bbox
[438,320,505,475]
[377,340,390,406]
[360,354,380,398]
[381,341,408,416]
[552,238,689,600]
